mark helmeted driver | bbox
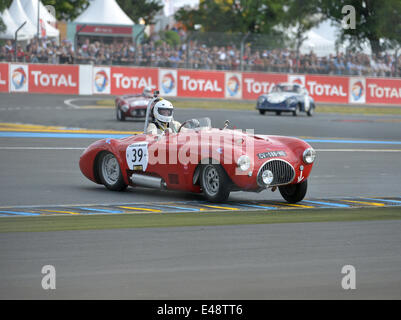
[146,99,181,135]
[143,87,153,98]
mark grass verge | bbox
[0,207,400,233]
[97,99,401,115]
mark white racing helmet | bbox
[143,87,152,97]
[153,99,174,126]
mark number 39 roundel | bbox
[126,142,149,171]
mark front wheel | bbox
[116,108,125,121]
[259,110,265,115]
[307,106,314,117]
[200,164,230,202]
[98,152,127,191]
[292,104,300,117]
[279,180,307,203]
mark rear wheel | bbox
[200,164,230,202]
[98,152,127,191]
[279,180,307,203]
[116,108,125,121]
[259,110,265,115]
[276,111,281,116]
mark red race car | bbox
[115,88,153,121]
[80,94,316,203]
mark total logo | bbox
[94,69,109,93]
[162,73,176,94]
[12,67,27,90]
[351,81,364,101]
[159,70,177,96]
[288,75,305,86]
[225,73,241,98]
[349,78,366,104]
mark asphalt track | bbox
[1,220,401,299]
[0,93,401,299]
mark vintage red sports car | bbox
[115,94,152,121]
[80,95,316,203]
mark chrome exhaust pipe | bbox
[131,174,166,189]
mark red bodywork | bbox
[79,128,314,194]
[115,94,151,118]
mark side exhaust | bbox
[130,174,166,189]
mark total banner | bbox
[0,63,8,92]
[303,75,349,104]
[366,77,401,105]
[1,62,401,106]
[177,70,225,98]
[111,67,158,95]
[29,64,79,94]
[242,73,287,100]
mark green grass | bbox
[1,207,400,233]
[97,99,401,115]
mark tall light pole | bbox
[15,21,27,62]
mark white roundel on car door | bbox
[126,142,149,171]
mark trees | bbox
[0,0,11,33]
[318,0,401,55]
[282,0,322,52]
[42,0,89,20]
[116,0,163,25]
[175,0,286,35]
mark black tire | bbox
[307,105,314,117]
[279,180,308,203]
[116,107,125,121]
[200,164,230,202]
[292,104,300,117]
[276,111,281,116]
[98,152,127,191]
[259,110,265,115]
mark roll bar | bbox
[143,90,160,133]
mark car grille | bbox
[257,159,295,187]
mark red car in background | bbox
[115,88,153,121]
[80,93,316,203]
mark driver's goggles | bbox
[158,108,173,116]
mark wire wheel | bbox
[101,153,120,185]
[203,165,220,196]
[98,152,127,191]
[200,164,230,202]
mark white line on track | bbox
[64,98,106,109]
[315,149,401,152]
[0,106,64,111]
[1,147,401,152]
[0,147,86,150]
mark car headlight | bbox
[121,104,129,112]
[286,97,297,106]
[237,155,251,171]
[257,96,266,105]
[303,148,316,164]
[262,170,274,186]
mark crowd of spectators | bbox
[0,38,74,64]
[1,36,400,78]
